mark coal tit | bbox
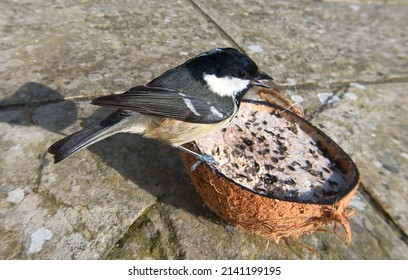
[48,48,273,167]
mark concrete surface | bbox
[0,0,407,259]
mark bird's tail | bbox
[48,110,139,163]
[48,125,116,163]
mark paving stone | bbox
[0,103,153,259]
[0,0,229,259]
[194,0,408,84]
[0,0,231,104]
[312,83,408,235]
[106,189,408,259]
[1,0,407,260]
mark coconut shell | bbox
[180,99,360,244]
[258,87,305,117]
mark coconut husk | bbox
[180,96,359,245]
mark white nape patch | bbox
[204,74,249,97]
[28,227,53,254]
[196,48,222,58]
[183,98,200,116]
[178,92,186,97]
[210,106,224,118]
[207,48,222,54]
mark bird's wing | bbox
[91,85,231,124]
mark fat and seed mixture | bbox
[196,107,347,203]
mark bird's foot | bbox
[190,153,218,171]
[176,145,218,171]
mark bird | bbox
[48,47,273,168]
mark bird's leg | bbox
[176,145,218,171]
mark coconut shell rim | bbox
[187,99,360,206]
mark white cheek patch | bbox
[183,98,201,116]
[203,74,250,97]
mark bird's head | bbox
[187,48,273,99]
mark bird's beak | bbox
[250,72,273,88]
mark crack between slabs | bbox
[1,75,407,112]
[188,0,244,53]
[292,81,408,244]
[0,92,122,111]
[358,183,408,245]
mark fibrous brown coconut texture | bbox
[180,90,360,245]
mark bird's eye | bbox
[236,70,248,79]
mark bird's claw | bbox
[190,154,218,171]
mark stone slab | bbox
[312,82,408,235]
[1,0,407,260]
[0,0,231,105]
[194,0,408,84]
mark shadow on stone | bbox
[1,81,220,224]
[0,82,78,133]
[84,108,221,223]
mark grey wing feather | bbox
[91,85,230,124]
